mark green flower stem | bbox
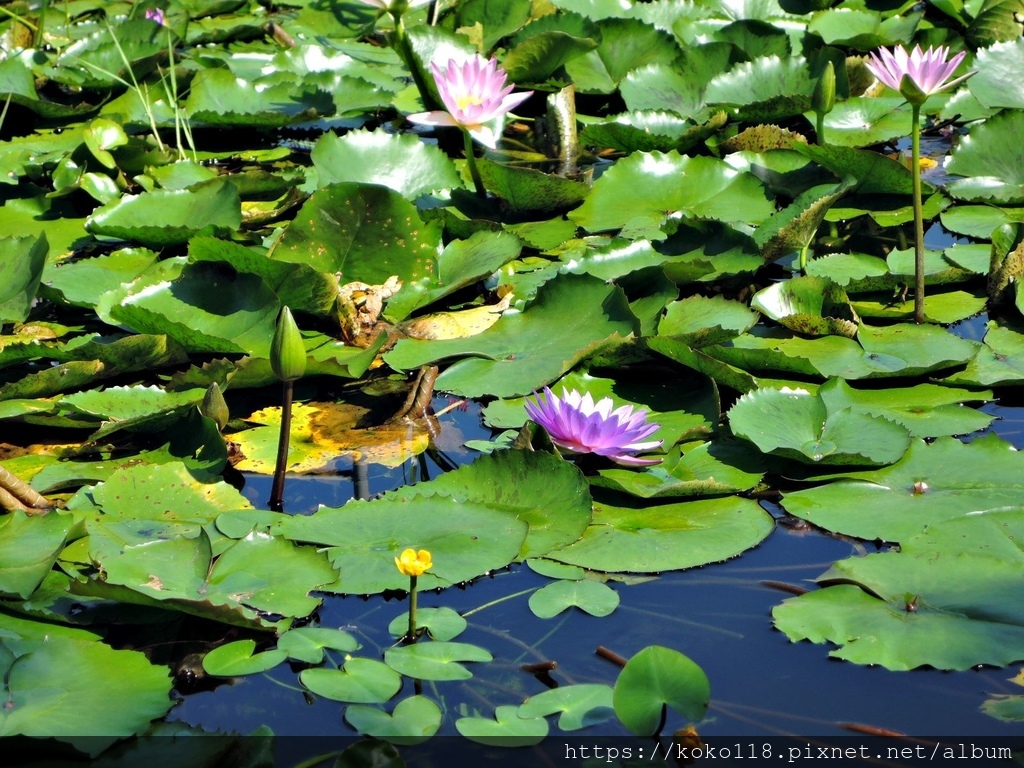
[269,379,294,511]
[910,103,925,324]
[815,111,825,146]
[798,241,810,274]
[463,128,487,198]
[392,15,436,113]
[407,574,418,643]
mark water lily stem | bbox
[798,241,810,274]
[392,15,436,113]
[463,128,487,198]
[269,379,294,511]
[406,575,418,643]
[815,111,825,145]
[910,103,925,324]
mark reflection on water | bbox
[169,394,1024,740]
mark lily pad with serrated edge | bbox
[728,385,911,465]
[773,510,1024,670]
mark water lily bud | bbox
[200,382,229,431]
[898,72,929,107]
[812,61,836,115]
[270,306,306,382]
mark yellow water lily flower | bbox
[395,548,432,577]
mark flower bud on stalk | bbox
[270,306,306,383]
[200,382,229,432]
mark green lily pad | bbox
[657,295,758,348]
[43,248,159,308]
[0,624,173,755]
[300,658,402,704]
[773,511,1024,670]
[548,496,773,573]
[202,639,288,677]
[969,38,1024,110]
[781,434,1024,543]
[947,109,1024,204]
[86,179,242,247]
[517,684,615,730]
[344,696,443,745]
[279,496,528,594]
[943,323,1024,387]
[565,18,681,94]
[269,183,443,322]
[728,385,911,465]
[754,182,854,265]
[386,449,592,560]
[277,627,361,664]
[455,705,548,746]
[591,441,765,499]
[528,579,619,618]
[816,379,993,438]
[612,645,709,736]
[0,511,71,599]
[705,55,815,122]
[384,641,493,682]
[384,273,638,398]
[569,151,774,233]
[815,97,914,148]
[793,143,917,196]
[311,129,462,199]
[0,234,48,324]
[99,259,281,357]
[388,607,467,642]
[477,159,591,214]
[750,275,859,338]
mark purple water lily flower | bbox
[407,56,533,149]
[864,45,972,104]
[144,7,166,25]
[525,387,663,467]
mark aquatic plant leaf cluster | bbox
[0,0,1022,753]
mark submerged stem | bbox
[910,103,925,324]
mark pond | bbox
[3,0,1024,764]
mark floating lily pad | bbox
[518,684,615,731]
[384,641,493,682]
[613,645,709,736]
[947,109,1024,204]
[773,511,1024,670]
[385,273,638,398]
[0,511,72,599]
[344,696,443,745]
[311,129,462,199]
[569,151,774,234]
[750,276,858,338]
[279,495,528,594]
[0,624,173,755]
[202,639,288,677]
[781,434,1024,543]
[232,401,431,473]
[86,179,242,247]
[386,447,592,559]
[0,235,48,325]
[591,441,765,499]
[657,295,758,348]
[548,496,773,573]
[387,607,467,642]
[276,627,361,665]
[300,658,402,704]
[455,705,548,746]
[943,323,1024,387]
[728,385,911,465]
[528,579,619,618]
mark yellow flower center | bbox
[455,94,484,113]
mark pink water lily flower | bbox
[525,387,663,467]
[864,45,972,104]
[407,56,533,149]
[144,8,166,25]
